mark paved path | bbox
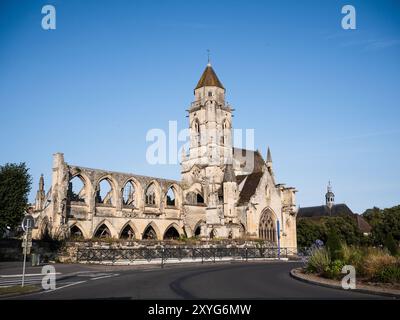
[1,261,392,300]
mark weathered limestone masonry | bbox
[32,62,298,250]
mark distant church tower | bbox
[35,174,46,211]
[325,181,335,209]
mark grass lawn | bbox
[0,285,39,296]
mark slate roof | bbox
[297,204,354,218]
[355,215,372,233]
[233,148,265,173]
[195,65,224,90]
[236,172,264,205]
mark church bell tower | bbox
[181,60,237,238]
[325,181,335,209]
[181,61,234,184]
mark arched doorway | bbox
[194,226,201,237]
[39,217,51,240]
[70,225,84,238]
[239,223,246,238]
[259,209,277,244]
[94,224,111,238]
[164,226,180,240]
[120,224,135,240]
[142,225,157,240]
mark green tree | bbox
[296,219,326,247]
[384,233,399,256]
[363,206,382,226]
[297,215,363,248]
[0,163,32,234]
[363,205,400,245]
[322,216,362,245]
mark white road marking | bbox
[0,273,60,278]
[1,279,41,285]
[42,280,87,293]
[78,272,109,278]
[0,276,44,286]
[91,273,119,280]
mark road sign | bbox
[22,229,32,249]
[21,215,34,232]
[22,246,31,255]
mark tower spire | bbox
[194,62,224,90]
[35,174,45,211]
[266,147,273,172]
[325,180,335,209]
[207,49,211,66]
[266,147,272,163]
[39,174,44,191]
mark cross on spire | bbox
[207,49,211,66]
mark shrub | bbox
[323,259,346,279]
[340,244,363,268]
[326,231,343,261]
[384,233,399,256]
[306,247,331,274]
[374,264,400,283]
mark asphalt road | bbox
[4,261,391,300]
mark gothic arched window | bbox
[166,187,176,206]
[122,181,136,207]
[68,176,86,203]
[259,210,277,244]
[96,178,114,206]
[185,192,204,205]
[193,119,201,146]
[221,119,230,146]
[145,183,157,206]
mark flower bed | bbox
[305,242,400,289]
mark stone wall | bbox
[0,239,62,262]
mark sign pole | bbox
[21,213,34,287]
[21,230,27,287]
[277,220,281,260]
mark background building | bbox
[297,182,371,235]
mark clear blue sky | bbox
[0,0,399,213]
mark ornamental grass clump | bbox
[340,244,363,268]
[359,248,396,279]
[373,262,400,283]
[306,247,331,274]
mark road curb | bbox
[290,268,400,299]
